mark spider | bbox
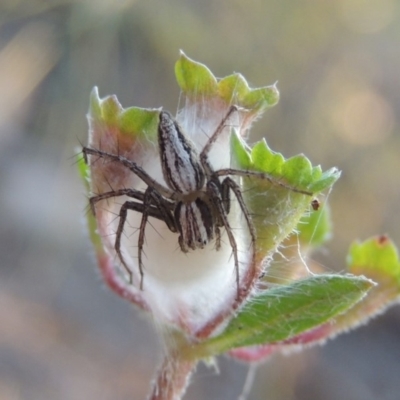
[83,105,313,296]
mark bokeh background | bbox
[1,0,400,399]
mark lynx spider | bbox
[83,105,313,296]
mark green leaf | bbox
[175,51,218,97]
[218,74,279,112]
[87,88,161,157]
[348,236,400,282]
[76,153,104,253]
[175,52,280,118]
[76,151,89,185]
[232,135,339,195]
[281,154,313,186]
[250,139,284,174]
[197,275,373,356]
[309,167,341,192]
[242,84,279,111]
[230,130,251,169]
[302,236,400,341]
[218,73,250,104]
[119,107,160,141]
[297,203,332,247]
[228,127,340,259]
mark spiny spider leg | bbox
[215,225,222,250]
[115,201,145,284]
[89,188,146,216]
[90,189,174,226]
[199,105,239,175]
[220,177,231,215]
[221,177,257,255]
[207,180,240,299]
[136,187,178,289]
[216,168,314,196]
[113,191,177,286]
[82,147,176,200]
[137,189,152,289]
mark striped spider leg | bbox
[83,105,313,296]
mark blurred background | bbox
[1,0,400,399]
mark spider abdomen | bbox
[158,111,205,194]
[175,199,215,252]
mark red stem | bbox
[148,354,197,400]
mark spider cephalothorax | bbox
[83,105,313,297]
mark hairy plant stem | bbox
[148,352,197,400]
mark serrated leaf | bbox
[281,155,313,186]
[250,139,284,174]
[175,51,218,97]
[100,96,123,126]
[234,136,338,196]
[309,167,341,192]
[119,107,160,141]
[217,73,279,113]
[218,73,250,104]
[196,275,373,356]
[311,165,323,180]
[89,87,101,119]
[231,135,332,257]
[230,130,251,169]
[242,85,280,110]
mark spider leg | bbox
[199,105,239,175]
[114,196,176,287]
[137,191,151,290]
[137,187,179,290]
[211,178,230,250]
[207,180,241,300]
[115,201,141,285]
[215,168,313,196]
[89,188,146,216]
[215,225,222,251]
[221,177,257,257]
[147,189,177,233]
[90,188,175,217]
[82,146,176,199]
[220,177,231,215]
